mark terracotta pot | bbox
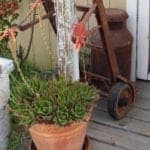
[29,136,91,150]
[29,118,90,150]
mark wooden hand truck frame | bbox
[75,0,135,120]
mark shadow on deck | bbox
[88,80,150,150]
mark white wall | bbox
[126,0,138,81]
[137,0,150,80]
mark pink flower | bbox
[0,27,17,42]
[30,0,43,10]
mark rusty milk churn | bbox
[90,8,133,80]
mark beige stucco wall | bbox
[76,0,126,9]
[17,0,126,69]
[17,1,57,70]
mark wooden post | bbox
[54,0,79,81]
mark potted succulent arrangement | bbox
[0,0,98,149]
[10,73,98,150]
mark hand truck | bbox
[73,0,135,120]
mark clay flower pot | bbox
[29,136,91,150]
[29,118,90,150]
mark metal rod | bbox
[83,71,111,82]
[76,5,91,12]
[18,10,54,31]
[86,43,103,50]
[81,3,97,24]
[43,0,57,34]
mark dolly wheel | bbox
[107,82,134,120]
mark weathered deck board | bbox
[91,109,150,137]
[136,82,150,99]
[96,99,150,123]
[90,139,124,150]
[88,122,150,150]
[88,81,150,150]
[134,98,150,111]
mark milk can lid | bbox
[106,8,128,23]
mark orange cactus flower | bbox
[72,22,88,51]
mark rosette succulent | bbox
[10,76,98,127]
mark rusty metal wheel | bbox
[107,82,134,120]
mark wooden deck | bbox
[88,81,150,150]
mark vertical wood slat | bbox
[137,0,150,80]
[109,0,126,10]
[126,0,138,81]
[76,0,126,8]
[17,0,57,69]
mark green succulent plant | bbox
[10,75,98,127]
